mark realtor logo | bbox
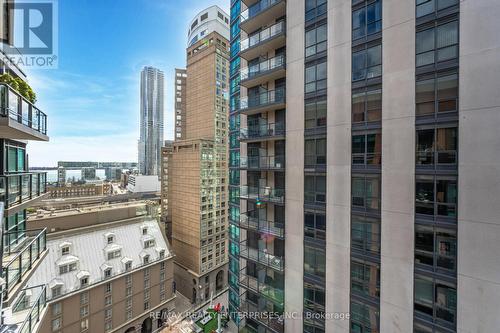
[1,0,58,68]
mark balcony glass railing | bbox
[0,83,47,135]
[239,269,284,306]
[240,21,285,52]
[240,122,285,140]
[240,212,284,237]
[240,54,285,81]
[240,87,285,111]
[2,228,47,297]
[416,150,457,166]
[239,296,284,331]
[241,0,283,23]
[0,172,47,208]
[239,241,284,271]
[13,285,47,333]
[240,185,285,204]
[240,155,285,170]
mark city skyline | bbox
[24,0,229,167]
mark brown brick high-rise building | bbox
[162,5,230,304]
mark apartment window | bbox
[126,310,133,320]
[105,282,112,294]
[144,279,150,289]
[305,0,327,22]
[304,282,326,331]
[416,20,458,67]
[352,0,382,40]
[52,318,62,332]
[125,261,132,271]
[143,255,150,264]
[126,298,132,309]
[415,175,457,218]
[305,137,326,167]
[107,235,114,244]
[105,320,112,332]
[144,239,155,248]
[305,23,327,57]
[352,87,381,123]
[352,133,382,166]
[304,246,326,278]
[352,175,381,211]
[104,295,112,306]
[416,127,457,165]
[61,246,70,256]
[160,271,166,281]
[126,286,132,297]
[80,318,89,331]
[126,275,132,286]
[105,308,112,319]
[415,225,456,272]
[80,292,89,305]
[80,305,89,318]
[416,0,459,19]
[305,99,327,129]
[160,262,166,270]
[52,286,62,298]
[304,212,326,241]
[144,289,151,300]
[59,263,77,275]
[414,275,456,325]
[104,268,112,278]
[52,303,62,316]
[352,44,382,81]
[144,301,150,310]
[416,72,458,116]
[350,301,379,333]
[304,175,326,205]
[80,277,88,287]
[351,215,380,255]
[351,260,380,298]
[305,60,327,94]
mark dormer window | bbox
[144,239,155,249]
[159,250,165,259]
[81,277,88,287]
[107,250,121,260]
[125,261,132,271]
[62,246,70,255]
[143,255,150,264]
[142,226,148,235]
[59,262,77,274]
[104,232,115,244]
[107,236,114,244]
[104,268,112,278]
[52,286,62,298]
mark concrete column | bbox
[326,0,352,332]
[458,1,500,332]
[285,0,305,332]
[380,1,415,332]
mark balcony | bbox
[240,0,287,36]
[239,295,284,332]
[239,241,284,271]
[240,155,285,171]
[240,54,286,88]
[240,212,284,238]
[0,83,48,141]
[2,285,47,333]
[239,88,286,116]
[240,185,284,204]
[0,172,48,211]
[2,228,47,301]
[239,268,284,306]
[240,122,285,142]
[240,21,286,61]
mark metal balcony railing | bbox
[0,172,47,208]
[240,122,285,140]
[240,54,285,81]
[240,155,285,170]
[2,228,47,297]
[0,83,47,135]
[240,0,284,23]
[240,212,284,237]
[240,185,285,204]
[239,269,284,306]
[240,21,285,52]
[239,241,284,271]
[14,285,47,333]
[239,88,285,111]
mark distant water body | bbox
[30,169,107,183]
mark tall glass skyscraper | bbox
[139,66,164,176]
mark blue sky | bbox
[27,0,229,167]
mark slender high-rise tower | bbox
[139,66,164,176]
